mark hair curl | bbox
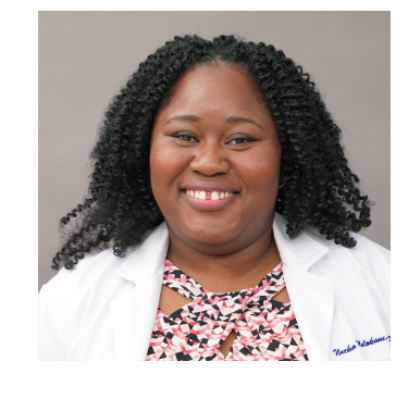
[51,34,372,270]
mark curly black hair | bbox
[51,34,372,270]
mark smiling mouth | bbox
[183,189,238,200]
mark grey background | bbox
[39,11,390,290]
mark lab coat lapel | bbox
[282,266,334,361]
[110,223,169,361]
[110,271,164,360]
[273,214,334,361]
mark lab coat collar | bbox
[272,212,329,271]
[113,222,170,284]
[111,214,334,360]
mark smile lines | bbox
[184,190,236,200]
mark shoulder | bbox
[39,248,128,300]
[38,248,136,360]
[274,212,390,273]
[304,229,390,320]
[305,229,390,329]
[39,248,135,333]
[39,222,169,305]
[305,228,390,273]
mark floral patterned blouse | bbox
[146,259,309,361]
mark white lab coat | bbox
[38,213,390,361]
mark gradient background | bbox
[39,11,390,290]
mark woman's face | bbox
[150,62,282,255]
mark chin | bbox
[182,220,241,248]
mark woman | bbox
[39,34,390,361]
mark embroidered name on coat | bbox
[332,335,391,357]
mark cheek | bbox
[149,142,186,188]
[150,148,168,192]
[236,151,281,188]
[150,146,166,174]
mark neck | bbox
[166,227,281,293]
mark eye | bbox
[173,133,197,142]
[230,136,255,144]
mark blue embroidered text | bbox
[332,335,390,357]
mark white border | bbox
[0,2,395,398]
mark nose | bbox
[189,141,230,176]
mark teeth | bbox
[211,191,219,200]
[185,190,236,200]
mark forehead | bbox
[158,62,268,114]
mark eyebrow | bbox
[166,114,263,131]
